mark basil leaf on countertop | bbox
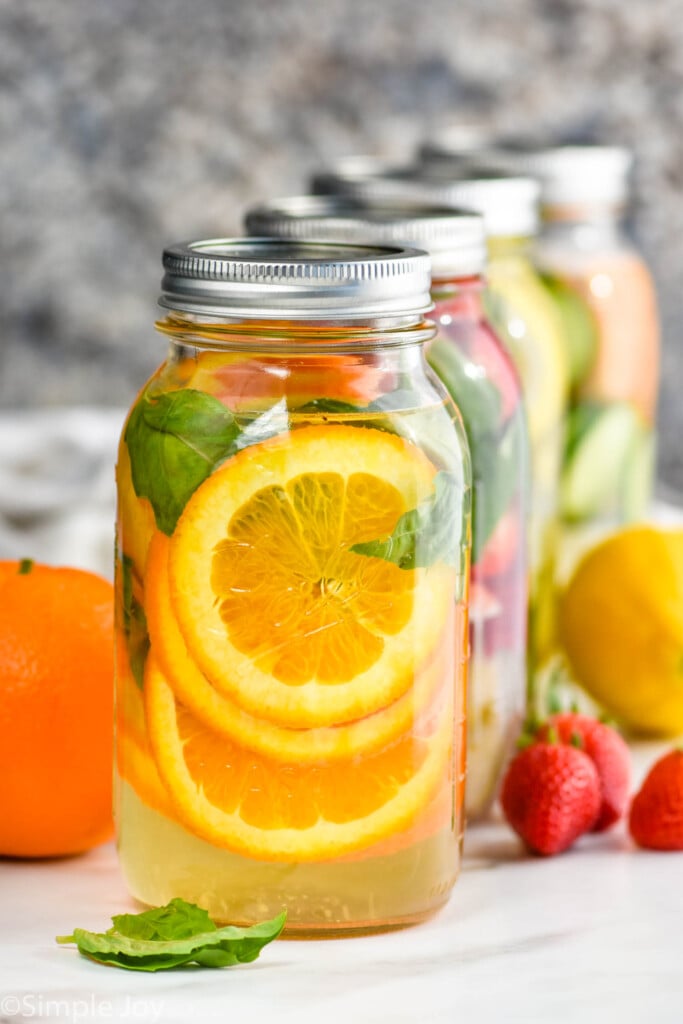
[56,897,286,972]
[125,390,240,536]
[351,471,461,570]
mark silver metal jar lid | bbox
[420,136,633,210]
[311,158,539,239]
[492,145,633,209]
[244,196,487,279]
[159,238,433,320]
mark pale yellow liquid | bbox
[117,780,462,934]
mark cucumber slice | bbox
[561,403,640,521]
[621,427,655,521]
[541,274,598,388]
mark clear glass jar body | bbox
[115,313,471,935]
[482,237,569,709]
[427,276,528,818]
[535,211,660,582]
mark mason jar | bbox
[420,138,661,540]
[245,197,528,819]
[311,161,569,712]
[114,238,471,934]
[521,146,660,580]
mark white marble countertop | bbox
[1,411,681,1022]
[1,743,681,1024]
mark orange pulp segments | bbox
[144,530,451,762]
[167,424,454,728]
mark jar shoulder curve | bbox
[119,343,471,529]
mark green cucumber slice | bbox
[542,274,598,388]
[621,427,655,521]
[561,402,641,521]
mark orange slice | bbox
[186,349,389,407]
[116,728,174,818]
[169,425,454,728]
[114,629,147,748]
[116,441,156,576]
[145,653,453,862]
[145,531,449,761]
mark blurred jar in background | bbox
[246,196,529,818]
[311,161,569,711]
[523,147,659,580]
[419,138,660,573]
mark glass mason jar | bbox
[526,146,660,581]
[245,197,528,819]
[115,239,471,935]
[311,162,569,710]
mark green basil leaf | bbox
[125,390,240,536]
[120,554,149,689]
[296,398,361,415]
[57,900,286,973]
[351,471,461,570]
[109,897,216,941]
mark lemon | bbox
[559,526,683,735]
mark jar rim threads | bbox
[160,237,433,320]
[245,196,487,279]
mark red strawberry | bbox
[500,742,601,855]
[629,749,683,851]
[536,713,630,832]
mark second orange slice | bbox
[145,653,453,862]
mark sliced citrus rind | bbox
[116,441,156,577]
[146,531,449,761]
[168,424,453,728]
[144,653,453,862]
[116,728,174,819]
[114,630,147,748]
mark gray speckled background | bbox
[2,0,682,486]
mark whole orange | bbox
[0,560,115,857]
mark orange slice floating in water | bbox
[145,652,453,862]
[145,531,450,761]
[168,425,455,728]
[116,726,174,819]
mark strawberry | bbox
[500,741,601,856]
[536,713,630,831]
[629,749,683,851]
